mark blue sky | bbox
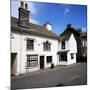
[11,1,87,35]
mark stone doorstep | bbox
[11,63,79,80]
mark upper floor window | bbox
[71,54,74,59]
[61,41,65,49]
[27,39,34,50]
[82,41,87,47]
[43,41,51,51]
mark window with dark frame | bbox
[59,53,67,61]
[26,55,38,67]
[27,39,34,50]
[43,41,51,51]
[47,56,52,63]
[61,41,65,49]
[71,54,74,59]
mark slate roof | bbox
[59,26,80,42]
[11,17,58,39]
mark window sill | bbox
[43,50,51,51]
[26,49,34,51]
[47,62,52,64]
[25,66,38,69]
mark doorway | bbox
[11,53,17,76]
[40,56,44,69]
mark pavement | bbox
[11,62,87,90]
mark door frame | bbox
[40,56,45,69]
[11,53,17,76]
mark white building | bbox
[11,2,77,75]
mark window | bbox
[47,56,52,63]
[43,41,51,51]
[82,41,85,47]
[61,41,65,49]
[71,54,74,59]
[27,39,34,50]
[26,55,38,67]
[59,53,67,61]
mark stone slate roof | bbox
[80,32,87,38]
[59,26,80,42]
[11,17,58,39]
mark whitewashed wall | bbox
[58,33,77,65]
[67,34,77,64]
[11,31,58,75]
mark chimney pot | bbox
[21,1,24,8]
[67,24,72,28]
[25,3,28,10]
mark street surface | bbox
[11,63,87,90]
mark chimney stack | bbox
[18,1,30,28]
[67,24,72,28]
[43,22,52,31]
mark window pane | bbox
[27,39,34,50]
[61,42,65,49]
[47,56,52,63]
[26,55,38,67]
[71,54,74,59]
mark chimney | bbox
[21,1,24,8]
[67,24,72,28]
[25,3,28,10]
[18,1,30,28]
[43,22,52,31]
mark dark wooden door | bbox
[40,56,44,69]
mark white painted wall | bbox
[11,31,77,75]
[68,34,77,53]
[11,31,58,75]
[58,33,77,65]
[67,34,77,64]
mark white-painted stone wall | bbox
[58,33,77,65]
[11,31,77,75]
[11,31,58,75]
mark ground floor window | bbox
[47,56,52,63]
[59,53,67,61]
[71,54,74,59]
[26,55,38,67]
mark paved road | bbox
[11,63,87,90]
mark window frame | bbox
[61,41,65,49]
[26,39,34,50]
[43,41,51,51]
[46,56,52,63]
[71,54,74,59]
[26,54,38,67]
[59,52,67,61]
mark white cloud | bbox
[64,8,70,15]
[30,18,40,24]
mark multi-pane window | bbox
[27,39,34,50]
[47,56,52,63]
[59,53,67,61]
[61,41,65,49]
[43,41,51,51]
[26,55,38,67]
[71,54,74,59]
